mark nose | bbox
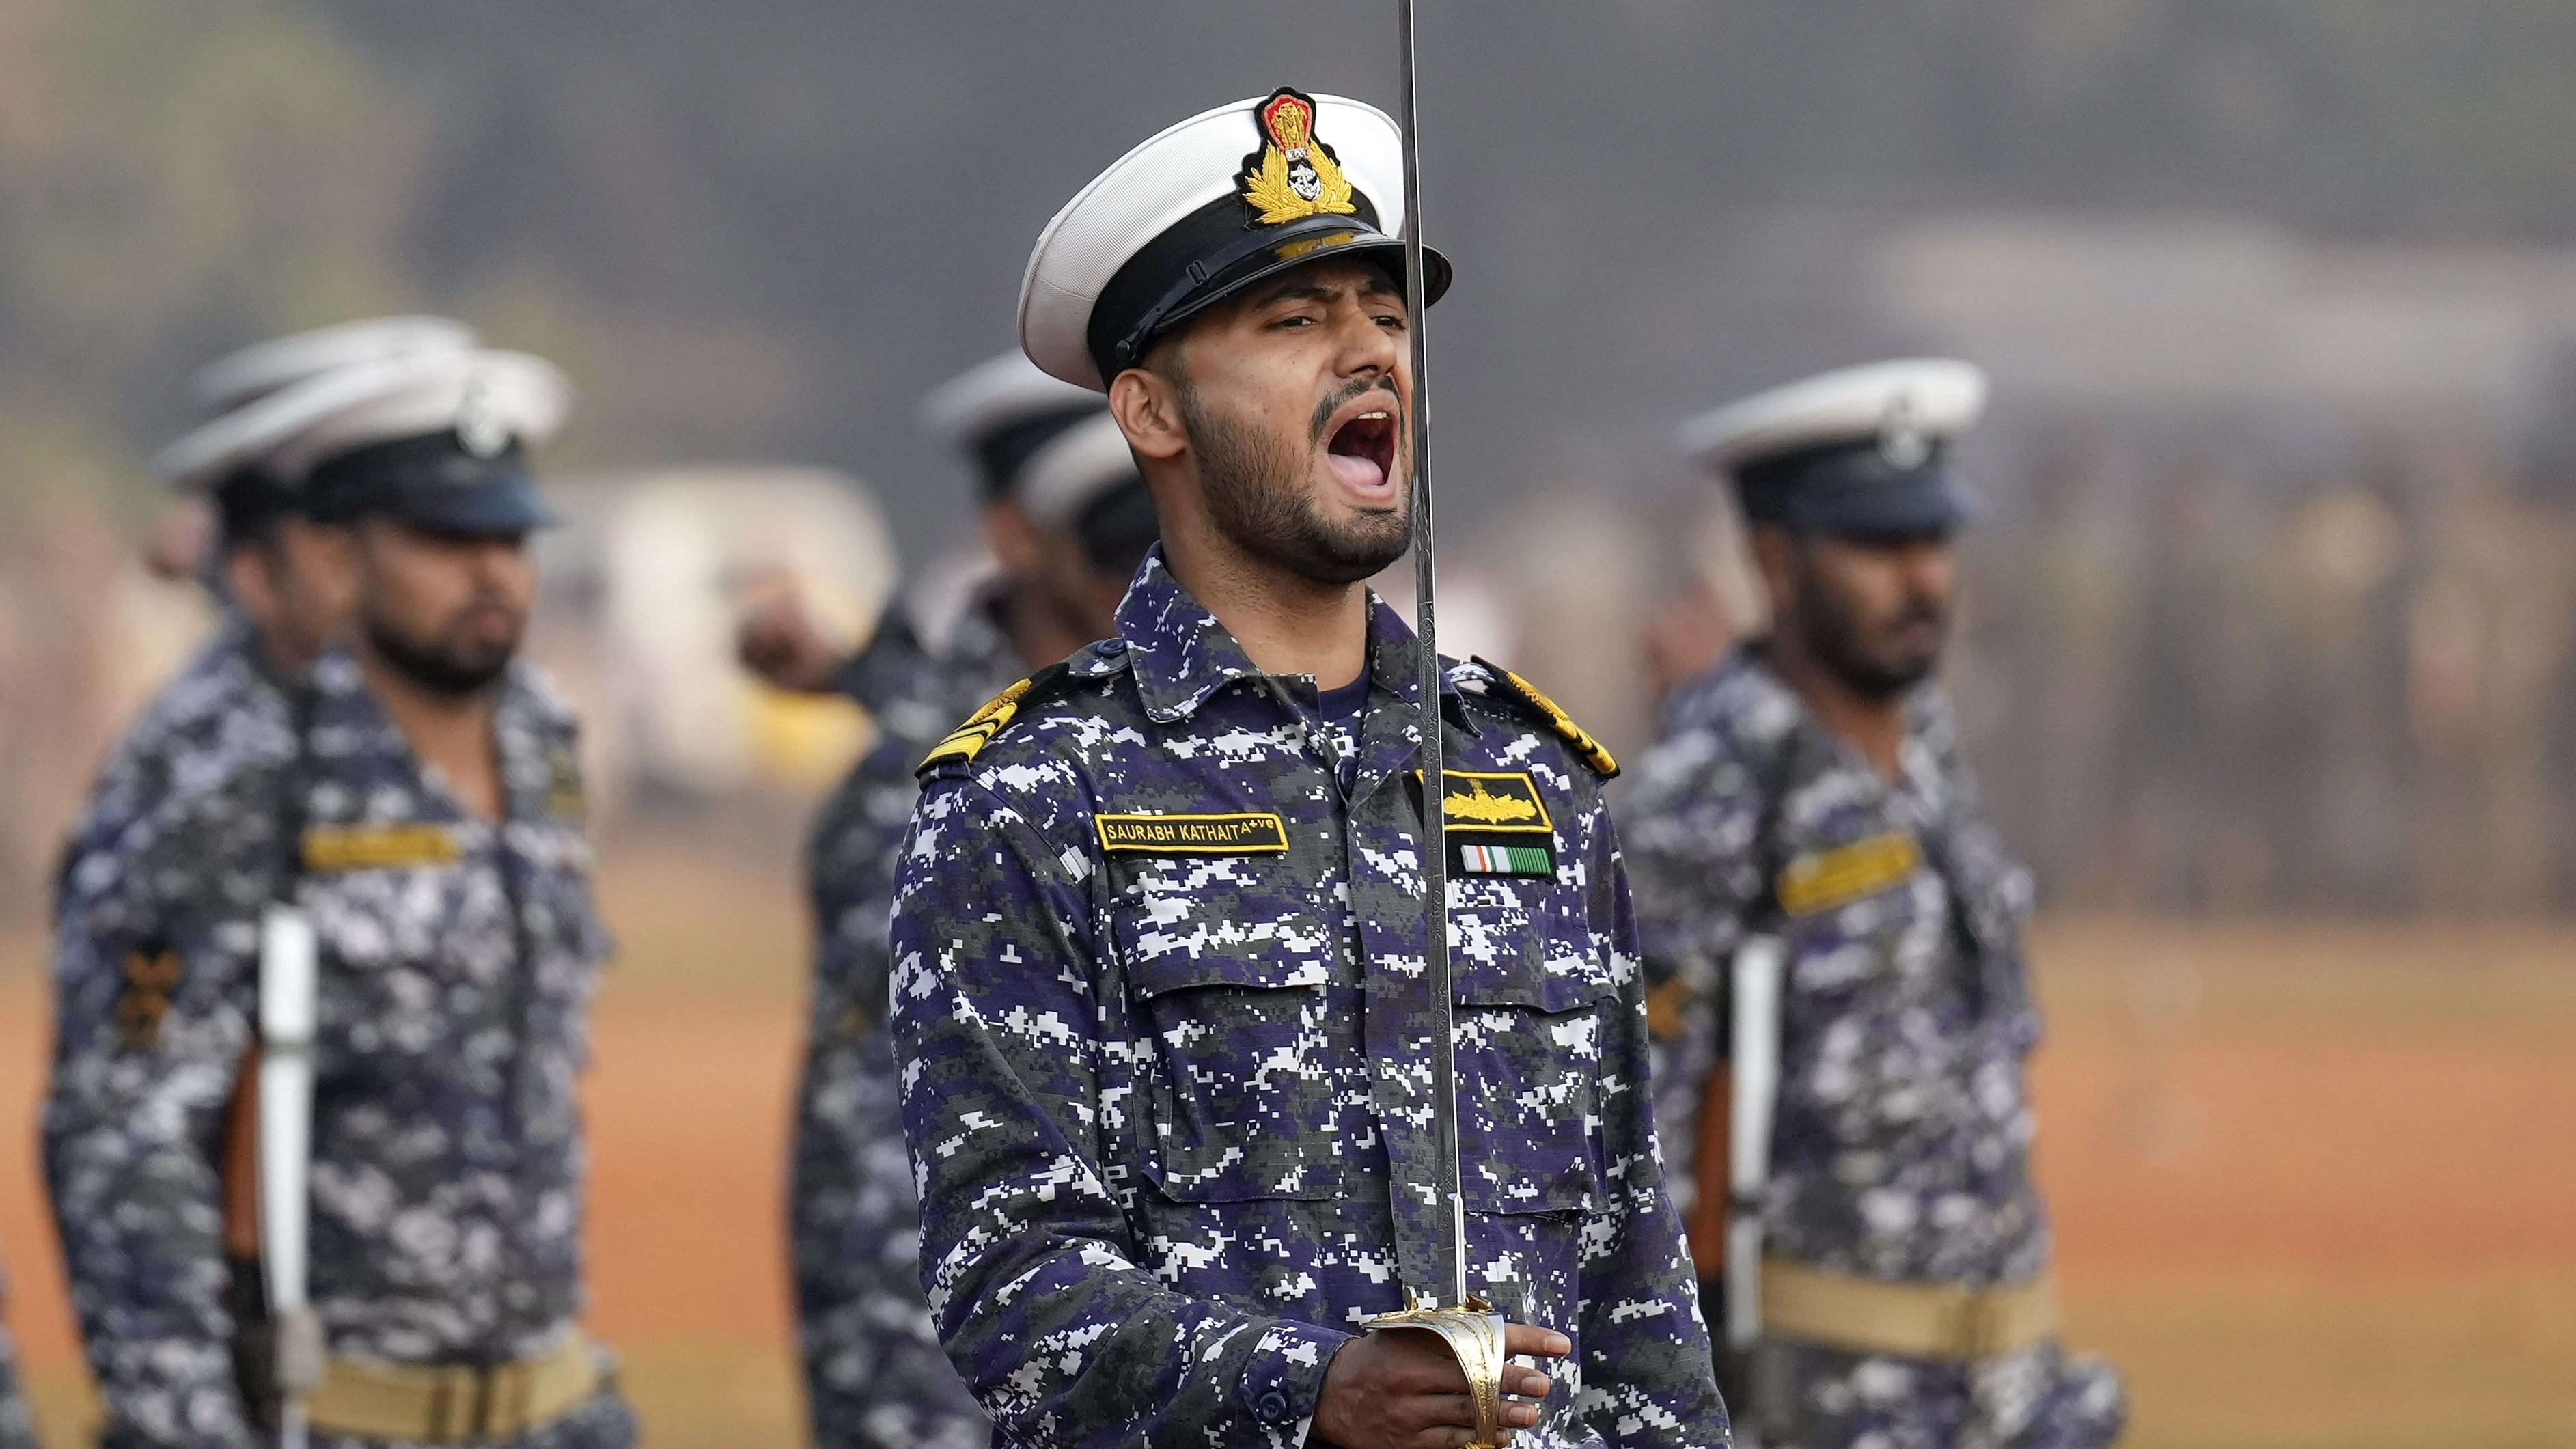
[1333,299,1402,383]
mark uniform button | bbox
[1258,1390,1290,1421]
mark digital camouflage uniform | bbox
[53,620,292,929]
[890,553,1728,1448]
[30,620,288,1449]
[1625,648,2123,1449]
[44,647,635,1449]
[793,596,1017,1449]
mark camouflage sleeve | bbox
[1620,737,1767,1223]
[1572,813,1732,1445]
[40,789,264,1449]
[792,751,986,1448]
[891,777,1348,1448]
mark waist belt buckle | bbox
[1956,1281,2026,1360]
[426,1360,526,1444]
[426,1363,479,1443]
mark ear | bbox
[223,546,280,630]
[281,518,361,609]
[1108,363,1189,463]
[1747,523,1799,618]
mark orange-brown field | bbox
[3,838,2572,1447]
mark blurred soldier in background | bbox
[1628,361,2125,1448]
[44,339,639,1448]
[740,351,1156,1449]
[33,319,477,1449]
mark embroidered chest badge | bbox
[1777,830,1924,917]
[1098,812,1292,857]
[1426,769,1558,878]
[1238,87,1359,226]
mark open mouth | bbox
[1325,404,1400,497]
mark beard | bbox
[361,601,520,697]
[1794,555,1946,702]
[1180,376,1410,585]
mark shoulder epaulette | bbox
[916,661,1074,777]
[1471,655,1620,779]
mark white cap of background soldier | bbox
[158,344,570,540]
[1679,358,1987,541]
[149,317,489,672]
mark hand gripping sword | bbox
[1359,4,1513,1444]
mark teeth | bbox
[1359,411,1389,421]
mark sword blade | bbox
[1396,0,1467,1311]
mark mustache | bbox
[1309,376,1400,444]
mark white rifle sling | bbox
[258,902,325,1448]
[1725,935,1786,1355]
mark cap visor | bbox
[1161,231,1452,343]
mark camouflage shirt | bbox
[1624,648,2122,1448]
[794,594,1017,1449]
[43,648,631,1449]
[53,620,294,930]
[890,553,1726,1449]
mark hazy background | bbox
[1,3,2573,1446]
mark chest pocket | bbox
[1447,871,1614,1215]
[1110,854,1350,1204]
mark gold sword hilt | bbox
[1363,1292,1514,1446]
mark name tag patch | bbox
[302,823,465,873]
[1777,831,1923,917]
[1098,812,1291,856]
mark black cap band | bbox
[1085,189,1450,383]
[213,468,300,547]
[1736,438,1971,536]
[305,432,554,534]
[974,404,1102,499]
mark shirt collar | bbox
[1110,546,1469,728]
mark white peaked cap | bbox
[1020,91,1424,391]
[1678,359,1991,474]
[190,315,482,415]
[153,347,571,493]
[919,349,1102,449]
[1013,411,1141,528]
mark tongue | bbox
[1327,447,1389,492]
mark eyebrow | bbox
[1251,279,1346,310]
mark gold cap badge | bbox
[1238,87,1358,227]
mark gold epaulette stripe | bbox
[1777,831,1924,917]
[918,674,1040,774]
[303,823,465,873]
[1474,657,1620,779]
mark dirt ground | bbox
[2,839,2571,1447]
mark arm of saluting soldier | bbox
[1570,809,1734,1446]
[890,776,1348,1448]
[40,784,267,1448]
